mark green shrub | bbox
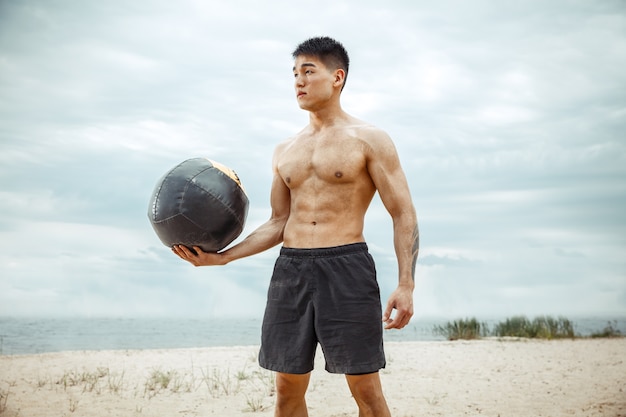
[433,317,487,340]
[493,316,575,339]
[535,316,575,339]
[590,321,623,338]
[434,315,623,341]
[493,316,532,338]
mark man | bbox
[173,36,418,417]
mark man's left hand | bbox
[382,286,414,330]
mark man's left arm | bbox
[366,130,418,330]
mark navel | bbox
[311,221,317,226]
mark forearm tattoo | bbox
[411,224,419,280]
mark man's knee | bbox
[346,372,389,411]
[350,378,384,400]
[275,372,311,400]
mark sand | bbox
[1,338,624,417]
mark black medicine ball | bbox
[148,158,249,253]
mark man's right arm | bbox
[218,169,291,264]
[172,148,291,267]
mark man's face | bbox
[292,55,338,111]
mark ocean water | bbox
[0,316,624,355]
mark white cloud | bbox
[0,0,624,320]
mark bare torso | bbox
[275,119,378,248]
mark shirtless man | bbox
[173,36,418,417]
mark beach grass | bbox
[1,360,277,415]
[493,316,575,339]
[433,315,621,340]
[0,386,8,414]
[590,320,623,338]
[432,317,488,340]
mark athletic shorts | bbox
[258,242,386,375]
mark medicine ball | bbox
[148,158,249,253]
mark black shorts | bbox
[259,243,386,374]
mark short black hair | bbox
[292,36,350,90]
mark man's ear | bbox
[333,69,346,88]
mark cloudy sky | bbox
[1,0,624,320]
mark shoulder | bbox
[274,137,293,154]
[356,124,392,142]
[276,125,311,150]
[349,122,397,157]
[341,114,391,141]
[271,131,303,169]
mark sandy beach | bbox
[1,338,624,417]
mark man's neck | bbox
[307,102,346,131]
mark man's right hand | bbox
[171,245,228,267]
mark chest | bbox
[277,136,368,187]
